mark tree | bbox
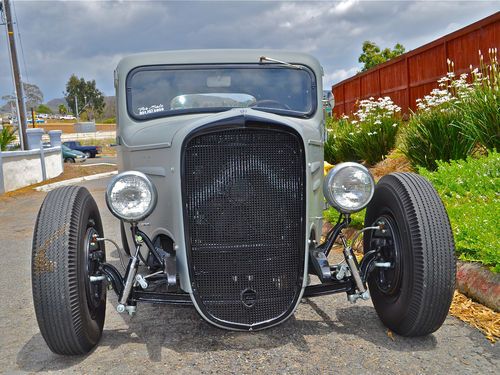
[1,94,16,111]
[58,104,68,115]
[37,104,52,114]
[64,74,105,120]
[359,41,406,71]
[2,82,44,111]
[23,82,44,108]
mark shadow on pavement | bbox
[17,295,437,370]
[306,299,438,351]
[16,333,91,372]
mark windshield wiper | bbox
[259,56,303,70]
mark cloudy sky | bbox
[1,0,498,103]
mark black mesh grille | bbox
[183,125,305,328]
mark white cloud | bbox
[324,67,360,87]
[0,1,498,102]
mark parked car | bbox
[61,115,76,120]
[32,50,456,355]
[61,144,87,163]
[63,140,101,158]
[27,118,45,124]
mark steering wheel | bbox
[250,99,291,110]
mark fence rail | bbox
[332,12,500,117]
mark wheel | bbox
[84,151,92,158]
[65,157,75,163]
[32,186,106,355]
[363,172,455,336]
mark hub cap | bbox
[369,216,402,296]
[84,226,104,316]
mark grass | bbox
[322,151,499,273]
[419,152,499,272]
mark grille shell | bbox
[182,123,306,329]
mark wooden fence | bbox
[332,12,500,117]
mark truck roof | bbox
[116,49,323,78]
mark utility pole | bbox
[3,0,28,150]
[75,95,78,121]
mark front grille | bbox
[182,124,305,329]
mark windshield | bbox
[126,65,316,120]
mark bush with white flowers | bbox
[325,96,401,165]
[402,48,499,170]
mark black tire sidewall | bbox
[76,192,106,348]
[364,181,415,331]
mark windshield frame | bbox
[125,63,318,122]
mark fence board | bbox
[332,12,499,117]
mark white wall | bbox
[44,149,64,179]
[0,147,63,193]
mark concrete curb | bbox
[80,163,117,167]
[456,260,499,312]
[34,171,118,192]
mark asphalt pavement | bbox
[82,155,117,166]
[0,176,498,374]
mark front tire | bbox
[32,186,106,355]
[364,173,455,336]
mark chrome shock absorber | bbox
[116,240,142,315]
[339,227,381,303]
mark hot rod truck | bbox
[32,50,456,355]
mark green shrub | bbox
[419,152,499,272]
[402,49,499,170]
[401,105,475,171]
[324,118,358,164]
[454,52,499,151]
[325,97,401,165]
[0,126,16,151]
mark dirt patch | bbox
[450,291,500,343]
[0,163,116,200]
[40,123,116,133]
[369,151,413,181]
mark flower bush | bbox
[325,97,401,165]
[401,48,499,170]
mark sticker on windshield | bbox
[138,104,165,115]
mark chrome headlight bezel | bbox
[323,162,375,214]
[105,171,158,222]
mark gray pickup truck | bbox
[31,50,456,355]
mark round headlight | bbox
[323,162,375,214]
[105,171,157,222]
